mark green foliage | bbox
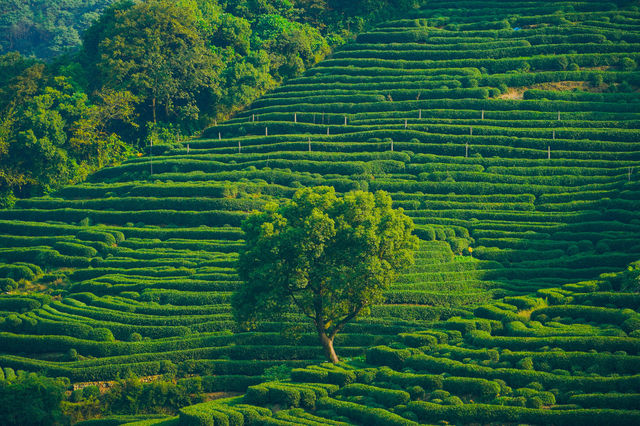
[0,0,118,59]
[233,186,417,362]
[101,375,202,416]
[1,2,640,425]
[0,372,68,425]
[85,0,223,126]
[0,52,136,199]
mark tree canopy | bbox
[233,186,418,362]
[0,52,136,204]
[84,0,223,127]
[0,0,119,59]
[0,372,68,425]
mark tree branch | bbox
[329,305,363,339]
[287,287,314,320]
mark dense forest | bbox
[0,0,417,206]
[0,0,119,59]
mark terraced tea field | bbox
[2,0,640,423]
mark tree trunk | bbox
[152,97,157,124]
[318,331,339,363]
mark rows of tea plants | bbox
[0,0,639,412]
[140,261,640,425]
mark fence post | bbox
[149,136,153,175]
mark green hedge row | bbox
[408,400,640,425]
[253,88,490,109]
[0,209,247,228]
[532,305,639,331]
[17,197,265,213]
[332,43,640,61]
[568,393,640,410]
[179,400,272,426]
[315,52,640,75]
[338,383,410,407]
[469,329,640,354]
[0,247,91,269]
[245,381,338,409]
[316,396,417,425]
[405,351,640,391]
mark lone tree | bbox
[233,186,418,363]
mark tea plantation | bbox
[2,0,640,424]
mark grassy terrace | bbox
[1,0,640,423]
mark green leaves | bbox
[0,52,137,200]
[233,186,418,360]
[92,0,223,125]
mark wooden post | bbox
[308,136,311,152]
[149,136,153,175]
[218,132,221,141]
[548,146,551,159]
[391,139,394,151]
[327,127,330,135]
[252,114,255,122]
[265,127,268,136]
[404,119,408,129]
[465,142,469,158]
[238,140,241,153]
[214,119,217,126]
[470,126,473,135]
[481,109,484,120]
[344,116,347,126]
[419,109,422,119]
[313,113,316,124]
[629,166,634,181]
[322,112,324,124]
[187,144,189,154]
[294,112,297,123]
[553,130,555,140]
[558,111,560,121]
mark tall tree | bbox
[86,0,223,126]
[233,186,418,363]
[0,52,135,203]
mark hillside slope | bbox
[1,1,640,420]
